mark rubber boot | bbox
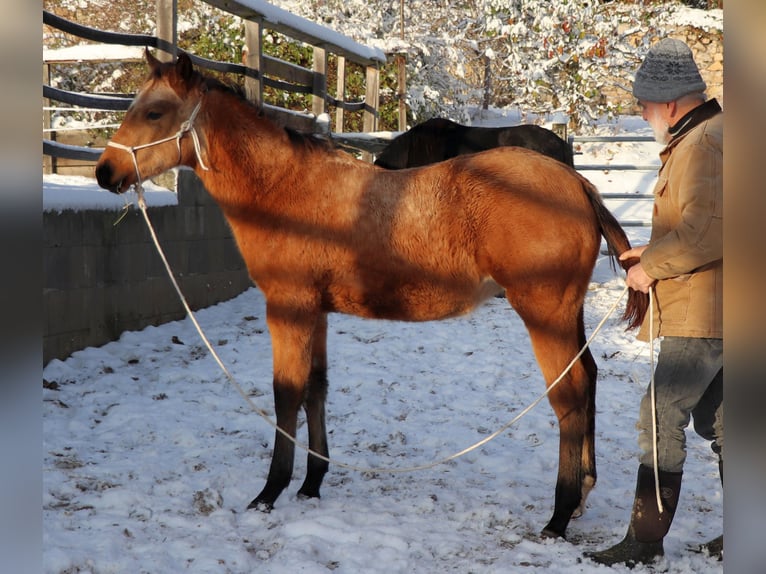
[585,465,682,568]
[698,535,723,560]
[696,458,723,560]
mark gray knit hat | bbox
[632,38,707,103]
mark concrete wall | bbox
[43,171,253,365]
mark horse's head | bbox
[95,49,207,194]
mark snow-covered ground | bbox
[42,116,724,573]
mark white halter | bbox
[107,98,209,200]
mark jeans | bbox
[637,336,723,473]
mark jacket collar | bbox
[658,99,722,167]
[668,98,722,141]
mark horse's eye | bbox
[146,111,163,121]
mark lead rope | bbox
[134,191,631,474]
[648,286,664,513]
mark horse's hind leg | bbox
[522,306,597,539]
[248,304,317,511]
[298,313,330,499]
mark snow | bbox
[43,173,177,212]
[255,0,722,125]
[206,0,386,63]
[44,44,146,63]
[43,117,723,573]
[667,6,723,31]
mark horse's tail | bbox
[580,176,648,330]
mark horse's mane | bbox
[198,71,335,154]
[201,74,247,99]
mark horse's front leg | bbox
[298,312,329,499]
[248,304,317,512]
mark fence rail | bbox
[569,134,659,227]
[570,134,659,172]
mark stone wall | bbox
[669,25,723,103]
[43,171,252,364]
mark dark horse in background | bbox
[96,51,645,540]
[374,117,574,169]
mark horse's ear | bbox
[176,51,195,83]
[145,47,161,72]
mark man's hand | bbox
[619,245,656,294]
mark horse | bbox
[96,51,646,540]
[374,117,574,169]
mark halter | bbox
[107,97,209,203]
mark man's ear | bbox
[666,100,679,122]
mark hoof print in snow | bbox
[193,488,223,516]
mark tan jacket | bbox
[638,109,723,341]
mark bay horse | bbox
[374,117,574,169]
[95,51,645,539]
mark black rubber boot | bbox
[695,458,723,560]
[697,534,723,560]
[585,465,682,568]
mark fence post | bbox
[335,55,346,133]
[156,0,177,61]
[551,111,568,143]
[395,53,407,131]
[243,20,263,105]
[312,47,327,119]
[43,62,55,174]
[363,66,379,134]
[482,53,491,110]
[362,65,380,162]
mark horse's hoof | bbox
[297,484,322,500]
[247,499,273,513]
[296,491,320,501]
[540,527,565,540]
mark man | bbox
[585,38,723,567]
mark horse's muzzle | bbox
[95,160,128,194]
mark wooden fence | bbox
[43,0,387,170]
[571,134,658,227]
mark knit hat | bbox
[632,38,707,103]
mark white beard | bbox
[647,110,671,145]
